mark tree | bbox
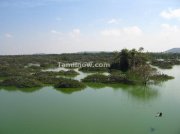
[129,49,137,70]
[110,48,147,71]
[132,65,156,85]
[119,49,130,72]
[138,47,144,52]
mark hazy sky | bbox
[0,0,180,55]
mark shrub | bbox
[58,70,79,76]
[0,76,42,88]
[107,74,133,84]
[54,78,85,88]
[82,74,108,83]
[79,67,108,72]
[150,74,174,81]
[82,73,133,84]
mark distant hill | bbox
[165,48,180,53]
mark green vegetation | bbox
[85,82,107,89]
[82,73,133,84]
[79,66,108,72]
[150,74,174,81]
[82,74,108,83]
[0,66,31,77]
[0,86,42,93]
[126,65,157,85]
[110,47,147,72]
[33,72,62,85]
[149,52,180,60]
[54,78,85,88]
[151,59,180,69]
[32,70,79,85]
[107,74,133,84]
[0,65,80,88]
[109,48,174,85]
[58,70,79,76]
[54,87,84,94]
[0,74,84,89]
[149,52,180,69]
[0,76,42,88]
[0,49,176,90]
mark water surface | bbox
[0,66,180,134]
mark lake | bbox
[0,66,180,134]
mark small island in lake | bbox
[0,48,176,90]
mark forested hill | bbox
[165,48,180,53]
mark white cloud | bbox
[72,29,81,35]
[101,26,143,37]
[50,30,62,34]
[98,24,180,52]
[50,28,81,41]
[98,26,144,51]
[107,19,121,24]
[3,25,180,55]
[160,8,180,19]
[140,24,180,52]
[4,33,13,38]
[161,24,180,32]
[69,28,81,38]
[123,26,143,35]
[101,29,121,36]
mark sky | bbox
[0,0,180,55]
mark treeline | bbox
[149,52,180,60]
[0,51,180,68]
[0,52,114,68]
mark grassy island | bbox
[150,74,174,81]
[0,76,42,88]
[54,78,85,88]
[79,66,108,72]
[0,48,176,90]
[82,74,133,84]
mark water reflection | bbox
[0,86,42,93]
[86,83,107,89]
[54,87,85,94]
[44,67,160,100]
[121,85,159,101]
[87,83,159,101]
[0,82,159,100]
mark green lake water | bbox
[0,66,180,134]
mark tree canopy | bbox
[110,48,147,72]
